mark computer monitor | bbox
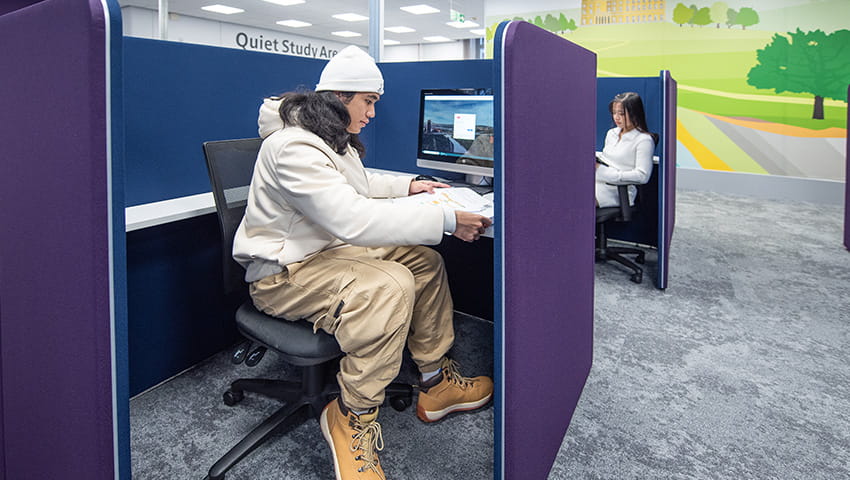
[416,88,494,179]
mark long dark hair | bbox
[277,90,366,158]
[609,92,659,145]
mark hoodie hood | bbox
[258,97,285,139]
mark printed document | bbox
[393,187,494,221]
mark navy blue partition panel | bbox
[123,40,328,395]
[123,38,326,206]
[369,60,493,176]
[0,0,128,478]
[596,73,677,289]
[495,21,596,479]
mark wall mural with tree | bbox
[486,0,849,181]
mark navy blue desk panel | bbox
[495,21,596,480]
[122,39,322,396]
[123,38,325,207]
[0,0,129,478]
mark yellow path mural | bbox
[678,108,766,173]
[676,117,733,171]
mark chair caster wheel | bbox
[389,395,412,412]
[223,389,244,406]
[630,272,642,284]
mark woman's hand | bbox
[408,180,451,195]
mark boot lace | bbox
[441,358,474,389]
[350,415,385,478]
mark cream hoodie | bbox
[232,98,446,282]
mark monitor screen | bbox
[416,88,494,179]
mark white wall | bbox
[120,6,467,62]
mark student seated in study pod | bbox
[595,91,658,208]
[232,45,494,480]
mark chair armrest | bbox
[617,185,632,221]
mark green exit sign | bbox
[450,9,465,22]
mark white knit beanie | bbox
[315,45,384,95]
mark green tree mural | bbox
[673,3,694,26]
[726,8,737,28]
[544,14,560,32]
[692,7,712,27]
[559,13,577,33]
[710,2,728,28]
[737,7,759,30]
[687,4,699,26]
[748,29,850,120]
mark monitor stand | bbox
[447,174,493,194]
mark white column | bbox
[158,0,168,40]
[368,0,384,61]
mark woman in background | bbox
[595,91,658,208]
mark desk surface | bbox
[125,168,495,235]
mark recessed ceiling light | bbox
[423,35,451,42]
[262,0,305,5]
[446,20,479,28]
[332,30,362,37]
[277,19,311,28]
[333,13,369,22]
[385,26,415,33]
[470,28,485,35]
[400,4,440,15]
[201,4,244,14]
[384,39,400,45]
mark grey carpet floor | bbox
[130,312,494,480]
[549,190,850,479]
[131,189,850,479]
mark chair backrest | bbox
[202,138,264,295]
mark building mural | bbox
[581,0,666,25]
[486,0,849,182]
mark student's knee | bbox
[410,245,447,278]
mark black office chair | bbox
[596,183,645,284]
[202,138,413,480]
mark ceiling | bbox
[119,0,495,46]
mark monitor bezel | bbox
[416,88,494,179]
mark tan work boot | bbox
[320,398,386,480]
[417,358,493,423]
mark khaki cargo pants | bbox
[250,245,455,410]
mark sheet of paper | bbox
[393,187,494,220]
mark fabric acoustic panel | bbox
[845,84,849,251]
[494,21,596,480]
[0,0,125,478]
[660,71,679,288]
[123,38,325,207]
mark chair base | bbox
[596,245,645,284]
[205,361,413,480]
